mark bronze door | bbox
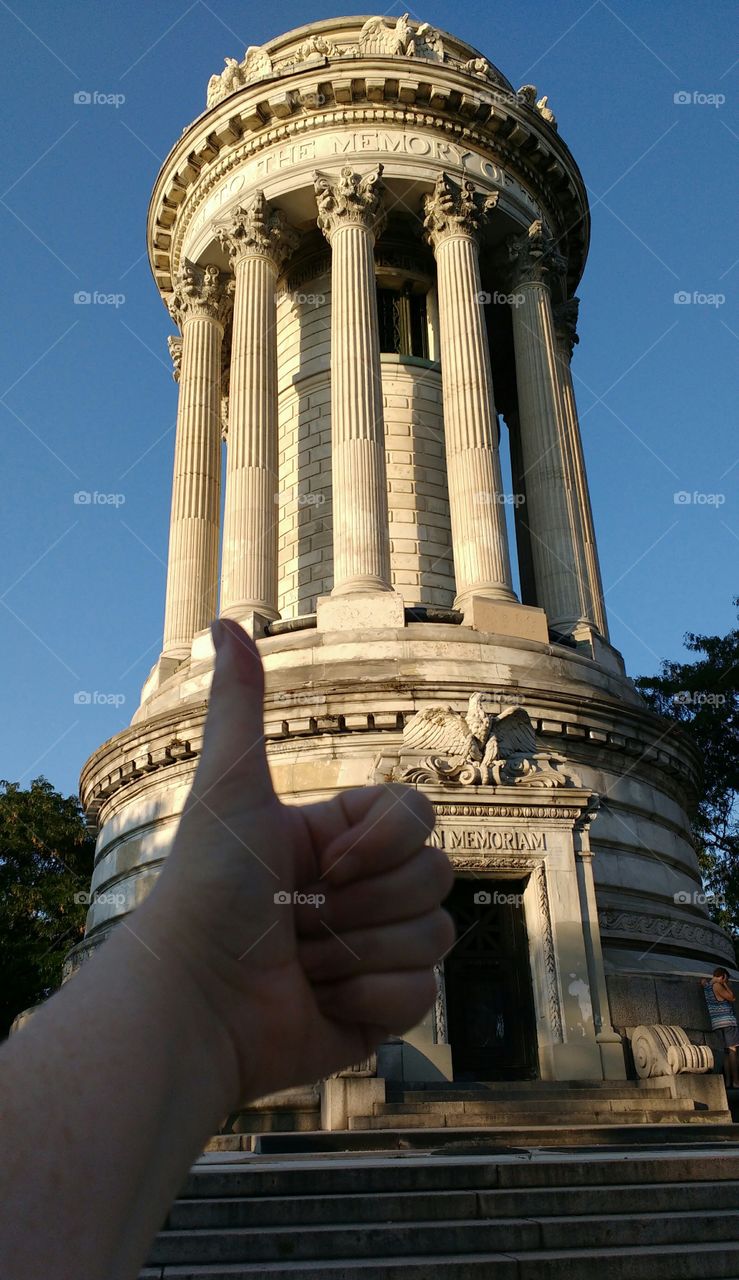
[444,876,538,1080]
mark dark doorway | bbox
[443,876,539,1080]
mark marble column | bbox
[553,299,609,640]
[314,165,393,596]
[162,262,229,659]
[217,193,299,625]
[423,173,516,610]
[508,220,589,637]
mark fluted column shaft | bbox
[424,174,515,608]
[509,222,589,635]
[218,195,298,620]
[315,165,392,594]
[162,265,227,658]
[553,302,609,639]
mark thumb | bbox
[192,618,275,806]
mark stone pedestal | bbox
[316,591,405,632]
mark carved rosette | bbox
[217,192,300,269]
[167,262,231,329]
[507,219,567,289]
[422,172,499,249]
[553,297,580,360]
[313,165,387,242]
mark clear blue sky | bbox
[0,0,735,798]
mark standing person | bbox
[702,967,739,1088]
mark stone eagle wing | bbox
[402,706,476,758]
[489,706,537,758]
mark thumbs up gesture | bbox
[148,619,455,1107]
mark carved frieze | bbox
[394,696,582,789]
[599,908,735,961]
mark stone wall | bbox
[606,971,731,1076]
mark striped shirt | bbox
[704,980,738,1030]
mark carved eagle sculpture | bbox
[396,695,575,788]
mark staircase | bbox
[143,1145,739,1278]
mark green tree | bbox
[636,600,739,938]
[0,777,94,1037]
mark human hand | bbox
[142,619,454,1108]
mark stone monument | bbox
[74,17,734,1104]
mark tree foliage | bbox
[0,776,94,1037]
[636,600,739,937]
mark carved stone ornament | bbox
[553,297,580,359]
[282,34,342,69]
[516,84,558,129]
[216,191,300,268]
[393,696,581,788]
[314,165,387,241]
[167,334,182,382]
[167,261,231,329]
[355,14,445,61]
[206,45,274,108]
[631,1025,713,1078]
[422,172,499,249]
[507,219,567,288]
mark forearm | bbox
[0,896,239,1280]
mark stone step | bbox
[373,1096,695,1116]
[181,1150,739,1198]
[140,1241,739,1278]
[149,1209,739,1266]
[166,1178,739,1229]
[348,1107,718,1130]
[388,1085,675,1104]
[252,1122,739,1154]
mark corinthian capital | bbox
[553,297,580,359]
[507,220,566,288]
[422,172,499,250]
[313,165,387,242]
[168,261,231,329]
[217,192,300,269]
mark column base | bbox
[139,654,184,706]
[570,622,626,675]
[218,607,274,639]
[597,1030,627,1079]
[463,595,549,644]
[316,591,405,632]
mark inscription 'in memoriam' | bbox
[429,828,547,851]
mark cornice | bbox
[147,61,589,301]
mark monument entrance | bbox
[444,876,538,1080]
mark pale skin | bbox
[0,619,455,1280]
